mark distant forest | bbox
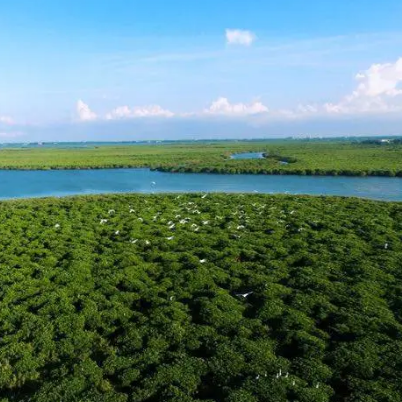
[0,140,401,177]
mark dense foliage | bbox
[0,193,401,401]
[0,140,402,177]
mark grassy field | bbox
[0,140,402,176]
[0,193,401,401]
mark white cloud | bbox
[106,105,174,120]
[353,58,402,98]
[323,57,402,114]
[0,116,14,125]
[226,29,256,46]
[76,100,97,121]
[205,97,269,116]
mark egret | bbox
[100,219,108,224]
[151,181,156,185]
[129,209,135,213]
[169,224,175,230]
[199,259,207,263]
[108,209,115,214]
[167,236,174,240]
[115,230,120,235]
[130,239,138,244]
[145,240,150,245]
[236,291,253,298]
[201,194,208,199]
[54,224,60,228]
[138,218,143,222]
[315,383,320,389]
[385,243,389,249]
[202,220,209,225]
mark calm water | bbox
[231,152,265,160]
[0,168,401,201]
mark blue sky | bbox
[1,0,402,141]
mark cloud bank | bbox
[106,105,174,120]
[205,97,269,115]
[75,57,402,126]
[0,116,14,125]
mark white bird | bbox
[191,224,198,228]
[151,181,156,185]
[167,236,174,240]
[54,224,60,228]
[100,219,108,224]
[279,369,282,377]
[315,383,320,389]
[179,219,187,224]
[115,230,120,235]
[292,380,296,386]
[237,291,253,298]
[108,209,115,214]
[285,373,289,378]
[169,296,174,301]
[202,220,209,225]
[129,209,135,213]
[237,225,245,230]
[199,259,207,263]
[201,194,208,199]
[137,218,143,222]
[384,243,389,249]
[169,224,175,230]
[255,375,260,380]
[145,240,150,245]
[130,239,138,244]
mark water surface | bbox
[230,152,265,160]
[0,168,401,201]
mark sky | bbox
[1,0,402,141]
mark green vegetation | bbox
[0,193,401,401]
[0,140,402,176]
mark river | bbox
[0,168,401,201]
